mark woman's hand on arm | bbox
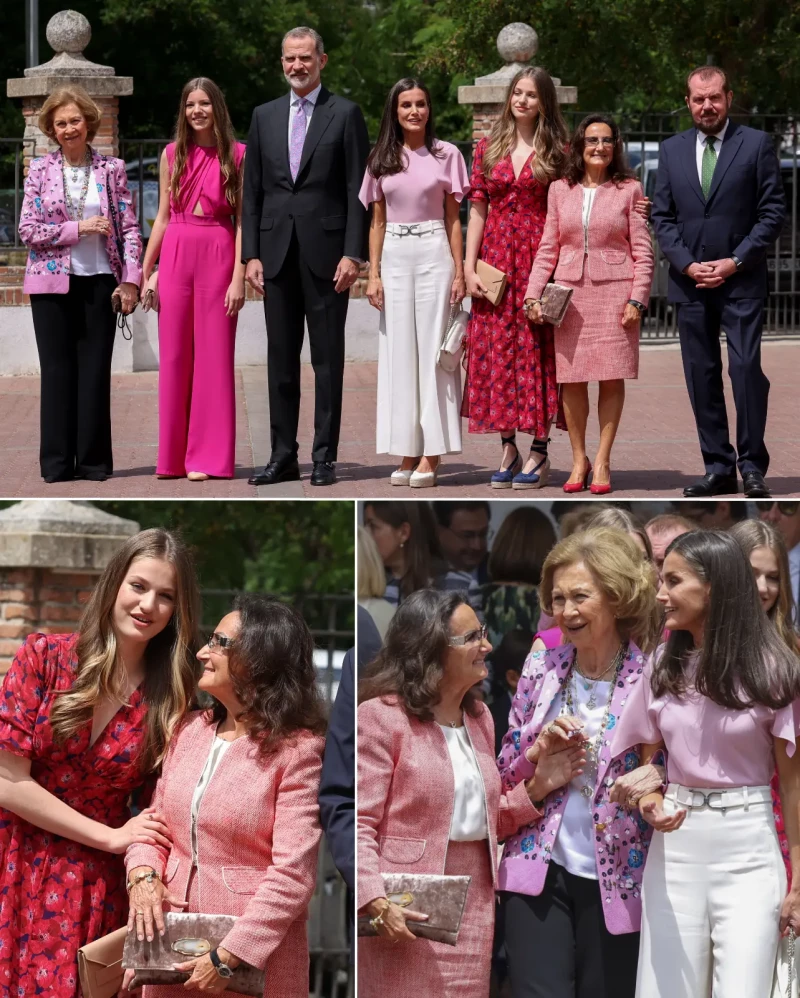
[362,897,429,944]
[366,197,386,311]
[609,764,666,807]
[525,738,586,803]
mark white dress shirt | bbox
[439,724,489,842]
[190,732,232,866]
[69,168,112,277]
[287,83,322,149]
[695,118,730,185]
[581,186,598,255]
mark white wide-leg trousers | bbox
[377,221,462,457]
[636,785,785,998]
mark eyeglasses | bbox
[448,623,488,647]
[207,632,233,651]
[584,136,615,146]
[755,502,799,516]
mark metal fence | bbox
[198,587,354,998]
[3,110,798,340]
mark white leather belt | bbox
[386,220,445,237]
[667,782,772,811]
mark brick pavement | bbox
[1,341,798,499]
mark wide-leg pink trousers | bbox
[157,214,237,478]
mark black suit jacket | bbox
[242,87,369,280]
[651,122,786,302]
[319,647,355,892]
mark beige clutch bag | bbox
[540,282,573,326]
[475,259,507,306]
[357,873,471,946]
[122,912,265,995]
[77,926,127,998]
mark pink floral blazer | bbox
[497,641,653,935]
[19,148,143,294]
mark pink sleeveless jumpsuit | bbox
[156,141,246,478]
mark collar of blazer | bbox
[679,119,743,205]
[277,85,336,185]
[46,146,112,223]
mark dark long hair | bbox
[364,501,445,600]
[207,594,326,756]
[564,113,635,188]
[359,589,482,720]
[652,530,800,709]
[366,77,442,179]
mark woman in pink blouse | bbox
[359,78,470,488]
[614,529,800,997]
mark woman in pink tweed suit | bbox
[358,589,576,998]
[525,114,654,495]
[123,594,326,996]
[496,528,663,998]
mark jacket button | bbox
[704,212,710,218]
[288,213,293,219]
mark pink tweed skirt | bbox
[554,270,640,383]
[358,840,494,998]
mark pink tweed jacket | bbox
[126,712,324,990]
[525,178,654,303]
[497,642,653,936]
[357,695,538,910]
[19,148,143,294]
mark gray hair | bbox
[282,26,325,56]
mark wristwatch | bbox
[209,948,234,979]
[732,254,743,270]
[627,299,646,312]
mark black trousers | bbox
[263,231,350,464]
[30,274,117,480]
[501,862,639,998]
[676,294,770,476]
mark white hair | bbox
[282,26,325,56]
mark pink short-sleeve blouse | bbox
[613,655,799,788]
[358,140,470,223]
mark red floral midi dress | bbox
[0,633,150,998]
[462,138,564,438]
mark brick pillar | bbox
[0,500,140,676]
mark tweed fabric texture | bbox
[126,712,324,995]
[497,642,653,936]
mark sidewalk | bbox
[1,341,798,498]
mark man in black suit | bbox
[243,26,369,487]
[652,66,785,498]
[319,646,355,894]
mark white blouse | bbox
[581,186,598,255]
[190,733,232,866]
[68,167,113,276]
[439,724,489,842]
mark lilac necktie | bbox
[289,97,308,181]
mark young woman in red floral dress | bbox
[463,68,568,490]
[0,529,200,998]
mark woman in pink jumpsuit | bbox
[142,77,246,480]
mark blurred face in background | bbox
[364,505,409,572]
[647,526,690,584]
[747,545,781,615]
[759,503,800,553]
[438,508,490,573]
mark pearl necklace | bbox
[62,148,92,221]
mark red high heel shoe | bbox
[589,480,612,495]
[563,459,592,494]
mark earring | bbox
[399,542,405,549]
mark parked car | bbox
[124,156,160,237]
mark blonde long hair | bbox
[49,529,201,773]
[170,77,240,211]
[481,67,568,184]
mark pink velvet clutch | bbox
[122,913,265,995]
[540,282,573,326]
[357,873,471,945]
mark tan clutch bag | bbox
[475,259,507,306]
[357,873,471,946]
[539,282,573,326]
[77,926,127,998]
[122,912,265,995]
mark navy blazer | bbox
[242,87,369,280]
[651,122,785,302]
[319,647,355,892]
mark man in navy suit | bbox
[652,66,785,498]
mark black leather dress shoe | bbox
[683,473,738,498]
[742,471,771,499]
[248,459,300,486]
[310,461,337,486]
[43,473,74,484]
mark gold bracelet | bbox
[126,869,161,893]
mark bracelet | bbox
[126,869,161,893]
[369,898,391,930]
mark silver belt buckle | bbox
[398,223,422,237]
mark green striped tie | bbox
[701,136,717,199]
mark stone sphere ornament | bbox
[46,10,92,55]
[496,22,539,65]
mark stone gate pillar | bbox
[0,500,140,675]
[6,9,134,170]
[457,22,578,146]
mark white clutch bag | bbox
[438,304,469,372]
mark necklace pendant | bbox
[580,785,593,799]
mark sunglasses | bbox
[207,632,233,651]
[755,502,799,516]
[448,623,488,647]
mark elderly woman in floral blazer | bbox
[496,527,663,998]
[19,84,141,484]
